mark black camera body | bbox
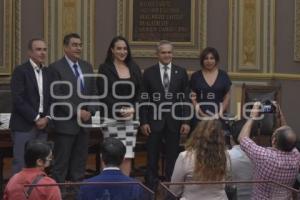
[261,100,276,113]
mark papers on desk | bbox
[91,111,116,128]
[0,113,10,129]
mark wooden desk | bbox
[0,128,12,196]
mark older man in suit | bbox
[49,33,96,183]
[140,40,191,190]
[9,38,51,174]
[79,138,146,200]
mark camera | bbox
[261,100,276,113]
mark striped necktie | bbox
[163,65,170,92]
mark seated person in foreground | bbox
[3,140,61,200]
[170,119,230,200]
[238,102,300,200]
[78,138,148,200]
[228,120,254,200]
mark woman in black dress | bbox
[97,36,142,175]
[190,47,232,121]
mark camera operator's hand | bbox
[238,101,261,142]
[250,101,261,119]
[272,101,287,126]
[272,101,282,114]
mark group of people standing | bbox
[6,32,233,198]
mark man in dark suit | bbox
[79,138,147,200]
[140,40,191,190]
[9,38,51,173]
[49,33,96,183]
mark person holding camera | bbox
[238,102,300,200]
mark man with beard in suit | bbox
[140,40,191,190]
[9,38,51,174]
[49,33,96,184]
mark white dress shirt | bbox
[103,167,120,171]
[30,59,44,120]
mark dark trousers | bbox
[11,128,47,174]
[51,129,89,183]
[145,124,180,190]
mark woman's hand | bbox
[120,107,134,120]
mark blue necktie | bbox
[72,64,84,92]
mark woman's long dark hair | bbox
[104,36,133,65]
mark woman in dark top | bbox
[190,47,232,120]
[97,36,142,175]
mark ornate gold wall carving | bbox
[63,0,77,36]
[295,0,300,61]
[44,0,95,66]
[0,0,20,75]
[241,0,257,68]
[228,0,275,73]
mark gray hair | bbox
[156,40,173,53]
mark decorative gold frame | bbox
[117,0,207,58]
[0,0,20,76]
[295,0,300,61]
[44,0,95,66]
[228,0,275,73]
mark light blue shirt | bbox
[65,55,84,86]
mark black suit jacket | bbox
[96,61,142,118]
[9,61,52,131]
[49,57,97,135]
[140,63,190,133]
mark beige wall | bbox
[95,0,117,68]
[21,0,44,61]
[276,0,300,73]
